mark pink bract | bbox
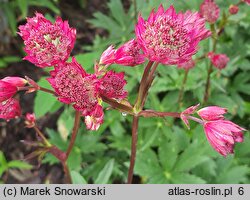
[208,52,230,69]
[0,98,21,120]
[198,106,227,121]
[114,39,145,66]
[181,104,200,129]
[203,120,245,156]
[47,58,101,116]
[1,77,27,87]
[100,71,127,99]
[99,45,116,66]
[0,80,18,102]
[200,0,220,24]
[135,5,211,65]
[18,12,76,68]
[85,105,104,131]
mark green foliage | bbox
[0,151,32,181]
[34,77,62,118]
[0,0,59,36]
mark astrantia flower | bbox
[229,5,239,15]
[85,105,104,131]
[47,58,101,116]
[0,98,21,120]
[197,106,246,156]
[114,39,145,66]
[208,52,229,69]
[177,59,195,70]
[100,71,127,99]
[200,0,220,23]
[18,13,76,68]
[135,5,211,65]
[203,120,245,156]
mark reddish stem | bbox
[127,116,139,184]
[66,111,81,159]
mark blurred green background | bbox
[0,0,250,183]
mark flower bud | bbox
[208,52,229,70]
[229,5,239,15]
[25,113,36,128]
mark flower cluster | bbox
[0,2,245,160]
[18,13,128,130]
[181,105,245,156]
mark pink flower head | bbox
[114,39,145,66]
[135,5,211,65]
[0,98,21,120]
[1,77,27,87]
[200,0,220,24]
[100,71,127,99]
[243,0,250,5]
[85,105,104,131]
[47,58,101,116]
[99,45,116,66]
[229,5,239,15]
[208,52,229,69]
[18,13,76,68]
[203,120,245,156]
[181,104,200,129]
[177,59,196,70]
[198,106,227,121]
[25,113,36,128]
[0,80,18,102]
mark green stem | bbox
[66,111,81,159]
[127,116,139,184]
[33,125,51,147]
[178,69,189,108]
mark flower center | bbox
[143,16,190,58]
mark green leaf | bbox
[8,160,32,169]
[2,3,17,35]
[174,141,209,172]
[95,159,115,184]
[215,165,249,183]
[17,0,28,17]
[34,77,58,118]
[71,171,87,184]
[171,172,206,184]
[134,149,162,178]
[29,0,60,14]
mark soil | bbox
[0,0,125,184]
